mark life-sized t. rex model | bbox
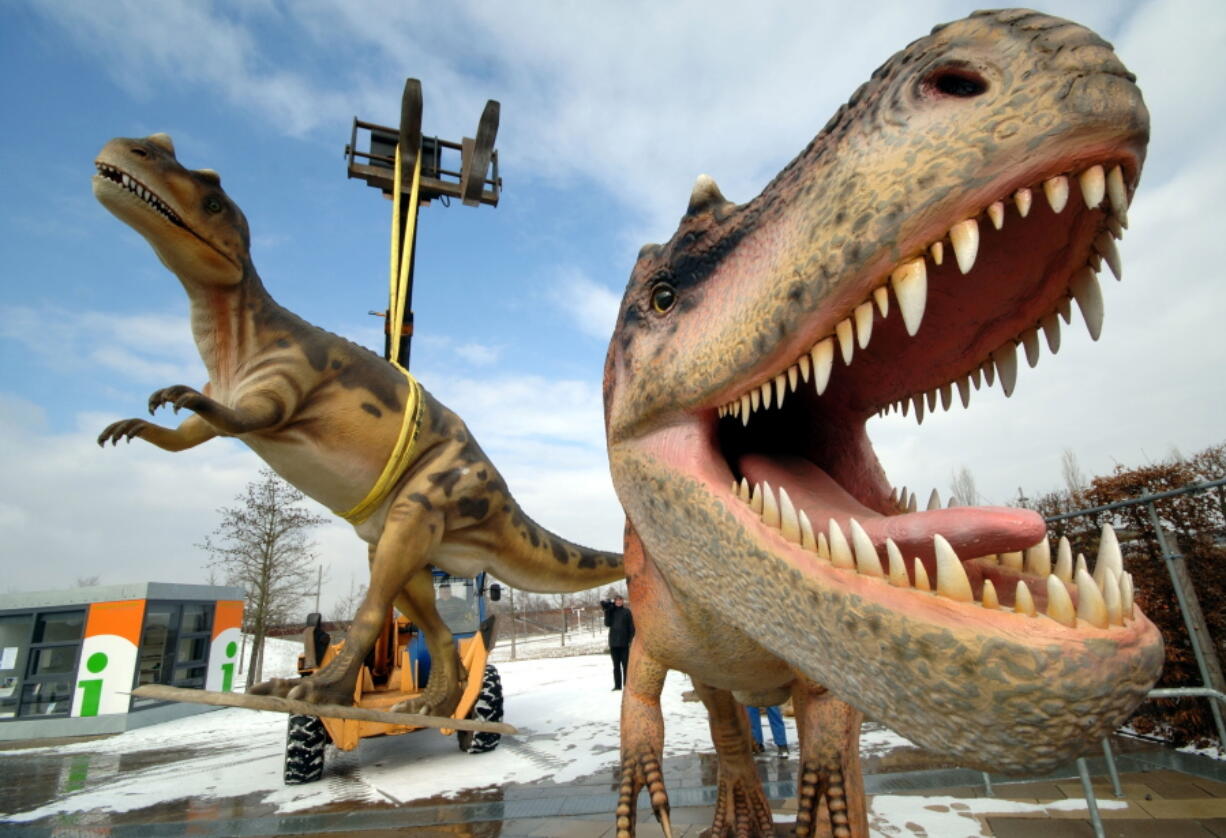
[92,133,622,716]
[603,10,1164,837]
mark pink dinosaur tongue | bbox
[738,454,1044,562]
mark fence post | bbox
[1146,501,1226,746]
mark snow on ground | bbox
[0,638,1123,835]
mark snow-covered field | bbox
[0,637,1127,836]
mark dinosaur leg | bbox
[692,679,777,837]
[790,679,866,838]
[251,495,444,704]
[615,640,672,838]
[390,568,466,716]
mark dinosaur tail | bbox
[477,499,624,593]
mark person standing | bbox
[746,704,789,759]
[601,595,634,690]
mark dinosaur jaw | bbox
[609,154,1165,771]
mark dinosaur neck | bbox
[181,262,278,390]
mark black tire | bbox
[284,714,329,784]
[457,664,504,754]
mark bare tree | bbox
[1061,448,1088,500]
[198,468,327,682]
[949,466,981,507]
[329,578,368,628]
[75,575,101,587]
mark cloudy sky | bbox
[1,1,1222,613]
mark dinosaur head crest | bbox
[92,134,251,288]
[604,9,1162,774]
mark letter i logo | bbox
[77,652,109,717]
[220,641,237,692]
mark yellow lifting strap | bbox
[337,142,425,526]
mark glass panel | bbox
[33,611,85,644]
[173,664,207,686]
[29,646,77,676]
[434,577,478,634]
[0,614,32,674]
[179,604,211,634]
[176,636,208,663]
[138,608,174,686]
[19,679,74,716]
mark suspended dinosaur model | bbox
[92,133,622,716]
[603,9,1163,837]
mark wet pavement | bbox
[4,728,1226,836]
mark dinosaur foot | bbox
[615,747,672,838]
[794,760,858,838]
[248,674,354,707]
[392,680,463,717]
[706,773,777,838]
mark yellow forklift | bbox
[285,570,503,783]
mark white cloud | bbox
[554,268,621,341]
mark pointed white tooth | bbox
[873,286,889,317]
[1041,311,1062,354]
[891,257,928,336]
[738,477,751,501]
[947,495,960,508]
[730,479,737,495]
[888,487,899,506]
[929,240,944,266]
[835,318,855,366]
[939,382,952,411]
[969,365,982,390]
[1015,581,1037,616]
[1094,232,1122,280]
[828,520,854,569]
[1044,175,1069,213]
[761,482,780,528]
[1104,570,1123,626]
[122,173,131,187]
[811,338,834,395]
[899,397,909,417]
[956,376,971,409]
[886,539,908,587]
[993,341,1018,397]
[980,358,995,387]
[740,394,752,425]
[987,201,1005,230]
[799,510,817,552]
[934,535,973,602]
[913,558,931,592]
[787,365,799,393]
[760,381,773,410]
[982,579,1000,610]
[749,482,764,514]
[1055,537,1073,582]
[1021,328,1041,368]
[925,389,937,412]
[1001,551,1024,571]
[1071,267,1104,341]
[798,353,812,383]
[751,386,762,412]
[778,487,799,542]
[1079,165,1105,209]
[1094,524,1124,589]
[1046,575,1077,627]
[1108,215,1125,238]
[1075,567,1109,629]
[1075,553,1089,580]
[907,491,918,514]
[774,377,787,409]
[1013,187,1032,218]
[1025,539,1052,577]
[1057,296,1072,324]
[849,519,882,577]
[1122,572,1135,620]
[1106,165,1128,222]
[854,302,874,349]
[817,531,830,561]
[927,489,941,511]
[912,394,925,424]
[731,398,742,420]
[949,219,979,274]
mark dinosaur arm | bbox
[147,384,290,435]
[97,412,219,452]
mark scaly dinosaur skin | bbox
[92,133,622,715]
[604,10,1164,837]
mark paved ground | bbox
[6,735,1226,837]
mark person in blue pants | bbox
[746,705,789,759]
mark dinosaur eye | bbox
[205,197,223,213]
[650,283,677,314]
[926,67,988,98]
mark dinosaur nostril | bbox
[130,147,148,158]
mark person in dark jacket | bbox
[601,595,635,690]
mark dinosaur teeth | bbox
[1075,567,1109,629]
[1079,164,1105,209]
[1044,175,1070,213]
[934,535,973,602]
[811,338,834,395]
[854,302,874,349]
[1025,538,1052,577]
[891,258,927,336]
[1013,187,1032,218]
[886,539,908,586]
[828,519,854,570]
[1014,581,1037,616]
[948,219,979,274]
[849,518,882,577]
[1107,165,1129,225]
[1093,524,1124,589]
[1095,232,1122,281]
[1045,575,1077,626]
[1055,537,1073,582]
[1070,267,1105,341]
[987,201,1005,231]
[835,318,855,365]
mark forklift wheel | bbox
[457,664,504,753]
[284,714,329,784]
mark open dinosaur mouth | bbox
[710,161,1137,633]
[94,162,186,229]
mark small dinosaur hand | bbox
[97,418,152,447]
[148,385,206,416]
